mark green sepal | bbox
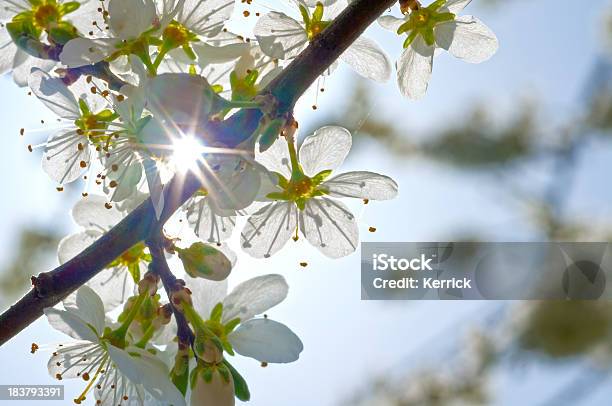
[223,359,251,401]
[312,169,332,185]
[210,302,223,322]
[127,262,141,283]
[312,2,324,22]
[224,318,241,335]
[266,192,290,201]
[59,1,80,16]
[217,363,231,384]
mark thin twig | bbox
[146,231,194,347]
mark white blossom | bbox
[189,274,304,364]
[242,126,398,258]
[379,0,498,99]
[44,286,185,406]
[254,0,391,82]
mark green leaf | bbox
[223,359,251,401]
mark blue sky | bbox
[0,0,611,405]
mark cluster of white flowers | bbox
[2,0,498,404]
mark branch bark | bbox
[0,0,397,346]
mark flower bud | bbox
[177,242,232,281]
[191,366,235,406]
[194,336,224,364]
[170,287,193,311]
[138,271,160,296]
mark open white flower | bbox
[254,0,391,82]
[58,195,148,311]
[139,73,272,213]
[60,0,183,69]
[242,126,398,259]
[184,190,237,244]
[0,0,97,86]
[44,286,185,406]
[28,68,120,185]
[379,0,498,99]
[189,274,304,364]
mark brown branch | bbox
[0,0,398,346]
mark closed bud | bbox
[138,271,160,296]
[191,365,235,406]
[177,242,232,281]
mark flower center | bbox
[397,0,455,48]
[288,177,315,200]
[162,21,192,47]
[33,3,60,29]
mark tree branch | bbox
[0,0,397,346]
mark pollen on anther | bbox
[261,362,268,367]
[80,161,87,168]
[300,262,308,267]
[55,373,62,380]
[57,187,64,192]
[27,145,33,152]
[82,372,90,381]
[368,227,377,233]
[20,128,24,136]
[104,203,113,209]
[30,343,39,353]
[363,199,369,204]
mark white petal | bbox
[203,157,263,212]
[322,171,398,200]
[435,16,498,63]
[0,39,17,76]
[255,135,292,179]
[41,130,90,184]
[254,12,307,60]
[396,36,434,100]
[186,197,236,243]
[12,56,56,87]
[58,231,101,264]
[300,197,359,258]
[83,266,135,312]
[229,318,303,363]
[0,1,28,20]
[143,157,165,219]
[188,277,229,318]
[222,274,288,323]
[106,159,143,203]
[28,69,80,119]
[179,0,235,37]
[59,38,117,68]
[241,202,297,259]
[442,0,472,14]
[74,286,106,335]
[124,347,187,406]
[340,36,391,82]
[145,73,213,126]
[47,342,103,380]
[193,42,249,67]
[44,308,99,341]
[299,126,352,177]
[109,0,156,39]
[72,195,123,230]
[377,15,405,32]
